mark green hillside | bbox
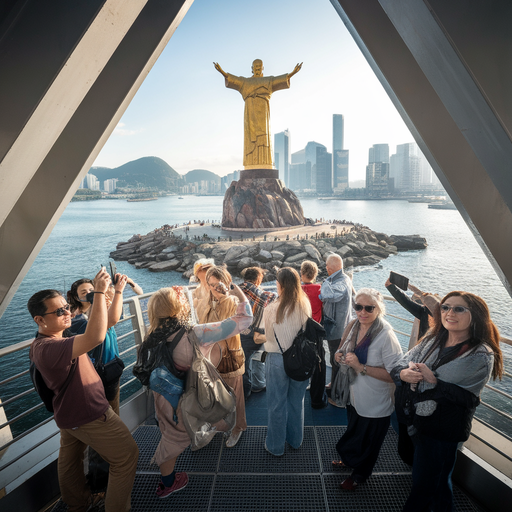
[89,157,180,190]
[184,169,220,184]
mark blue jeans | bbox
[265,352,309,456]
[243,349,266,398]
[402,433,458,512]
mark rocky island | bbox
[110,223,427,281]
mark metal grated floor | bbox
[51,422,484,512]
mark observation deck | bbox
[0,286,510,511]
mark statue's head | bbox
[252,59,264,77]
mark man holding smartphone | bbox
[28,268,138,512]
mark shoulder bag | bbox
[180,332,236,450]
[274,317,323,381]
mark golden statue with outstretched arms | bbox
[214,59,302,170]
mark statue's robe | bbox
[225,73,289,169]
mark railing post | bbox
[128,298,146,347]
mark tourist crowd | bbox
[27,256,503,512]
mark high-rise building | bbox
[305,141,326,191]
[104,178,118,193]
[81,173,100,191]
[316,146,332,195]
[369,144,390,164]
[274,130,290,186]
[289,161,312,191]
[366,162,390,196]
[389,142,440,192]
[333,149,349,192]
[333,114,344,151]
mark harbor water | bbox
[1,196,511,435]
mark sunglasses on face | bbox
[440,304,470,314]
[42,304,71,317]
[354,304,376,313]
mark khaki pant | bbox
[58,407,138,512]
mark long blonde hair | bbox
[147,287,182,335]
[276,267,311,323]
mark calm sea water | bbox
[2,195,512,344]
[1,196,511,433]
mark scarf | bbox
[341,316,385,364]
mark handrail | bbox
[0,286,510,468]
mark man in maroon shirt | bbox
[28,269,138,512]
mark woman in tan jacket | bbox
[196,266,246,448]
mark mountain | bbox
[184,169,221,184]
[89,156,180,190]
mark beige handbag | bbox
[179,333,236,450]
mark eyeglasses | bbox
[354,304,376,313]
[42,304,71,317]
[440,304,470,314]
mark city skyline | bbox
[92,0,416,182]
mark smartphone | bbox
[389,271,409,291]
[109,261,118,284]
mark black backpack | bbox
[275,318,325,381]
[30,360,77,412]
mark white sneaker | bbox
[225,430,243,448]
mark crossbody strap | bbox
[273,329,285,354]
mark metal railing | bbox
[0,286,511,470]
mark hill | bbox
[89,157,180,190]
[184,169,221,184]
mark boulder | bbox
[224,245,249,263]
[285,251,309,263]
[162,245,179,253]
[304,244,322,263]
[149,259,182,272]
[336,245,353,258]
[270,250,285,261]
[255,250,273,263]
[192,253,206,261]
[237,257,258,271]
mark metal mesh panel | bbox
[217,427,320,473]
[131,473,213,512]
[316,426,412,474]
[210,474,326,512]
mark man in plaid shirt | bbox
[239,267,277,399]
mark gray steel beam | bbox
[0,0,193,316]
[332,0,512,297]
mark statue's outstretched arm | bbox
[214,62,228,78]
[288,62,303,79]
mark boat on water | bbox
[428,201,458,210]
[178,196,184,199]
[1,3,512,512]
[126,197,158,202]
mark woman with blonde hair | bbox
[196,266,247,448]
[135,284,252,498]
[262,267,313,456]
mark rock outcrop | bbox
[222,170,305,230]
[110,228,427,281]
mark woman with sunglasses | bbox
[391,292,503,512]
[333,288,403,490]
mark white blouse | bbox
[263,300,311,353]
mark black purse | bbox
[94,341,125,401]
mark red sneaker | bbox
[156,472,189,498]
[339,476,358,491]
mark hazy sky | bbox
[93,0,415,181]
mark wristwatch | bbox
[360,365,367,376]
